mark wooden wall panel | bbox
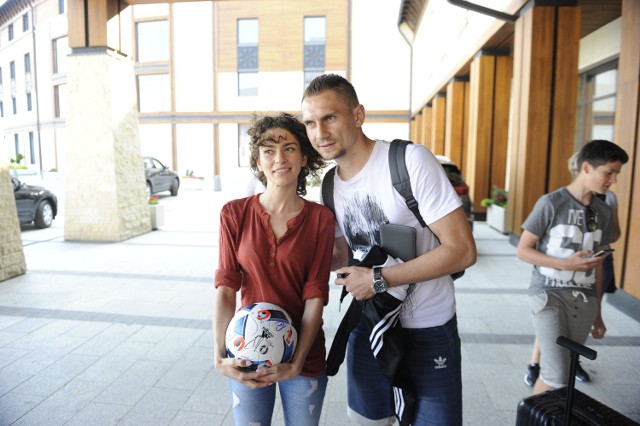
[410,117,418,143]
[548,7,580,192]
[467,55,495,213]
[445,79,466,167]
[492,56,512,195]
[216,0,347,73]
[68,0,127,50]
[421,105,432,148]
[613,0,640,298]
[431,95,446,154]
[509,6,556,235]
[68,0,87,48]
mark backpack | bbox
[321,139,465,280]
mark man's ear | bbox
[354,104,365,127]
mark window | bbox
[29,132,35,164]
[54,84,67,118]
[576,62,617,147]
[0,67,3,117]
[137,74,171,112]
[24,53,32,111]
[237,19,258,96]
[136,20,169,62]
[14,134,20,158]
[8,23,14,41]
[304,17,326,88]
[23,13,29,32]
[53,36,70,74]
[10,61,16,114]
[238,124,250,167]
[59,0,65,14]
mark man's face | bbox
[585,161,623,194]
[301,90,362,161]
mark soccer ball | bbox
[225,302,297,371]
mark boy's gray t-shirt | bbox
[522,187,614,296]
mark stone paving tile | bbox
[63,402,132,426]
[94,359,172,406]
[1,346,69,376]
[0,391,46,425]
[10,353,98,397]
[0,347,30,370]
[72,323,143,357]
[10,378,109,426]
[169,411,227,426]
[75,341,156,383]
[117,387,192,426]
[155,346,213,391]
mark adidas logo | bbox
[434,356,447,369]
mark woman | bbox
[213,112,335,425]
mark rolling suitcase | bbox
[516,336,639,426]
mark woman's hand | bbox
[214,357,273,389]
[252,362,302,385]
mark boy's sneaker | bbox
[575,362,590,382]
[524,363,540,387]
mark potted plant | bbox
[148,196,164,229]
[481,187,508,233]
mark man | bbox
[301,73,476,425]
[516,139,628,395]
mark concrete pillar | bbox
[63,49,151,241]
[0,168,26,281]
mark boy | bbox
[516,139,628,395]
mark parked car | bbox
[143,157,180,197]
[436,155,474,231]
[12,176,58,229]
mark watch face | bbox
[373,279,387,293]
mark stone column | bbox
[63,49,151,241]
[0,168,26,281]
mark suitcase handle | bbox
[556,336,597,360]
[556,336,598,426]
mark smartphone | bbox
[592,249,614,257]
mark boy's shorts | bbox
[530,290,597,388]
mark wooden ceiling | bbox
[398,0,622,46]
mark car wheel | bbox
[170,179,179,196]
[34,200,54,229]
[146,182,152,198]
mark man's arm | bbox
[516,230,604,272]
[335,207,476,300]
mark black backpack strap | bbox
[321,166,336,215]
[389,140,427,228]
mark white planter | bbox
[486,205,507,234]
[149,204,164,230]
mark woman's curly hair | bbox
[247,112,326,196]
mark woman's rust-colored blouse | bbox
[215,195,335,376]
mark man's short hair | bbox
[576,139,629,170]
[302,73,360,108]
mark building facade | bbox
[1,0,410,192]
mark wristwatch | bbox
[372,267,388,293]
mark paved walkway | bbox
[1,183,639,425]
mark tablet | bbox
[380,222,417,261]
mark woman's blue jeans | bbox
[347,315,462,425]
[228,374,328,425]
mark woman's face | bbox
[256,128,307,189]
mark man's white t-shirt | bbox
[329,140,462,328]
